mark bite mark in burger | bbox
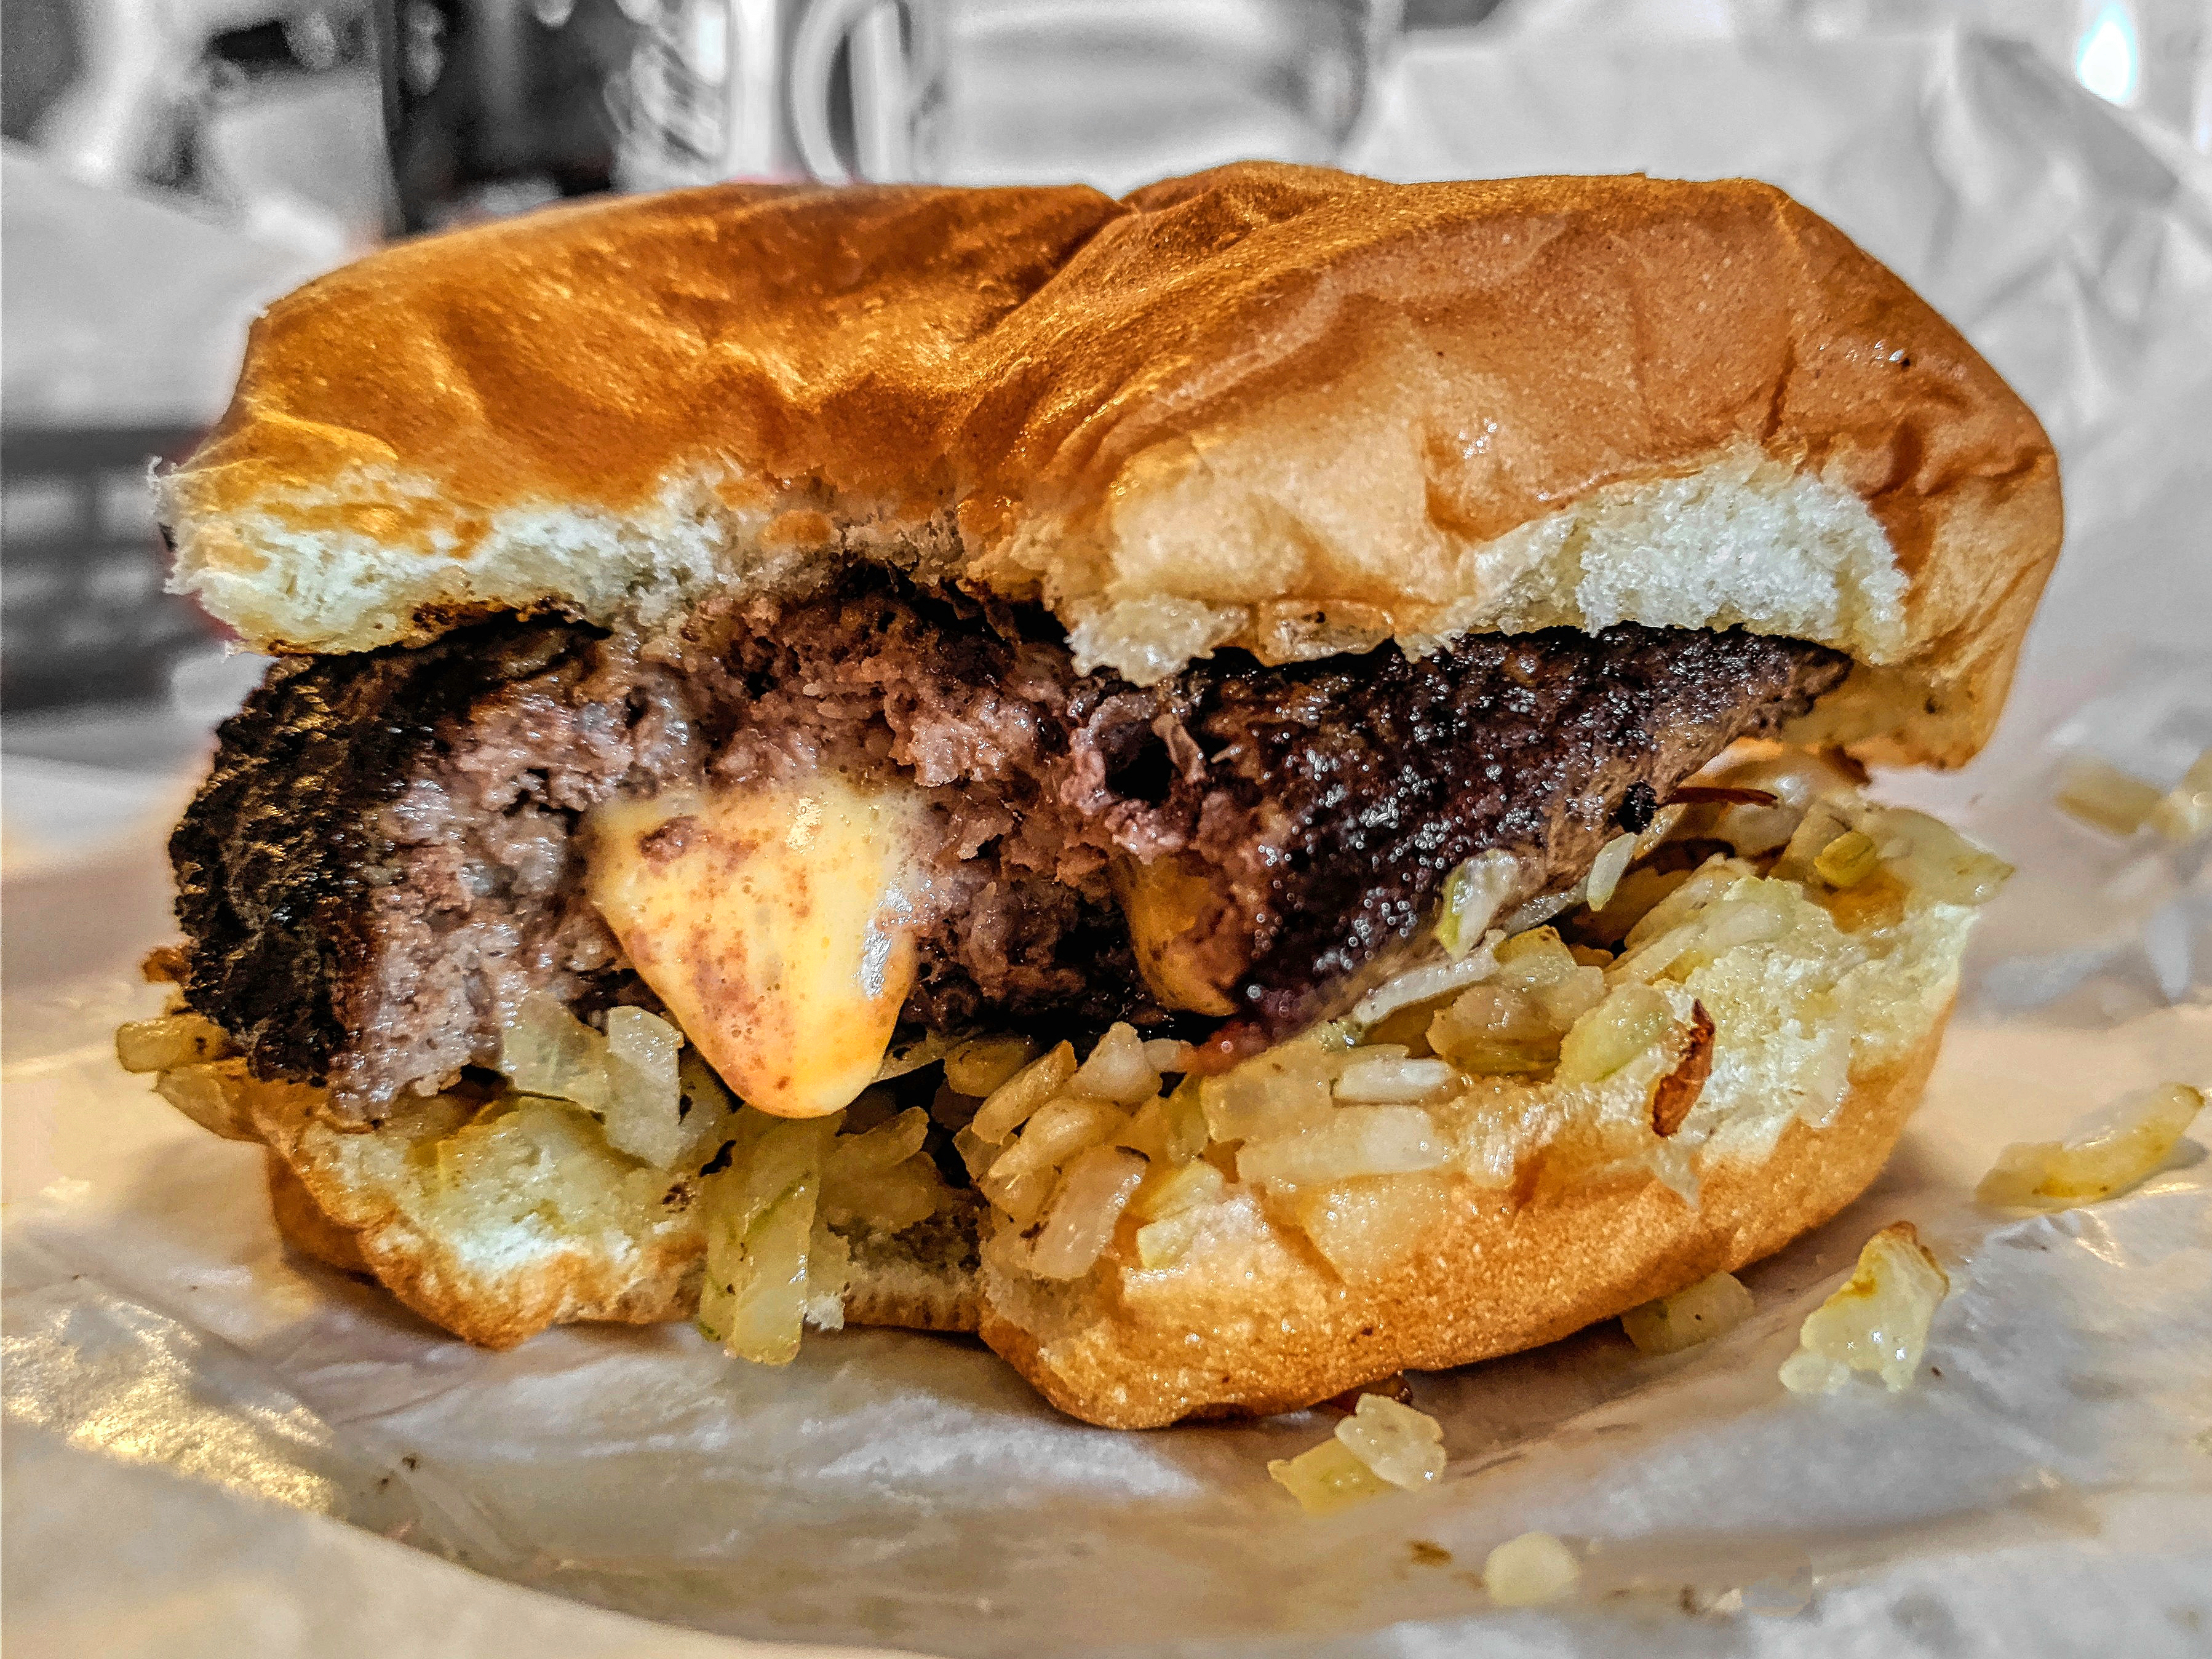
[132,164,2060,1427]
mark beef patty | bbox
[172,575,1847,1118]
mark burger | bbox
[123,164,2059,1427]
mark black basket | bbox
[1,426,215,710]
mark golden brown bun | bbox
[165,165,2059,766]
[978,1027,1939,1429]
[266,1150,370,1276]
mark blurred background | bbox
[1,0,2208,864]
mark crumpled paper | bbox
[6,23,2211,1659]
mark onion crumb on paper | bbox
[1978,1083,2205,1211]
[1779,1222,1948,1396]
[1621,1270,1754,1355]
[1269,1393,1446,1514]
[1482,1531,1581,1606]
[2055,745,2212,844]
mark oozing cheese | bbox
[583,777,931,1118]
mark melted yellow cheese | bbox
[583,778,929,1118]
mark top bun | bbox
[164,164,2059,767]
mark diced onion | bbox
[1538,966,1607,1029]
[1812,829,1879,889]
[696,1114,837,1365]
[1115,1081,1210,1166]
[1236,1105,1444,1186]
[154,1060,263,1142]
[1871,808,2013,905]
[498,992,613,1113]
[822,1158,941,1231]
[970,1041,1076,1144]
[1268,1437,1394,1516]
[1770,799,1856,885]
[822,1107,942,1231]
[116,1013,234,1074]
[942,1035,1036,1097]
[1621,1271,1754,1355]
[1555,984,1673,1084]
[1977,1083,2203,1209]
[1143,1038,1197,1073]
[1435,849,1519,960]
[1128,1156,1225,1223]
[1778,1221,1948,1394]
[1071,1022,1161,1106]
[987,1096,1126,1187]
[1621,858,1751,951]
[1613,892,1786,984]
[1584,832,1638,912]
[979,1164,1057,1227]
[721,1181,816,1363]
[1351,932,1503,1026]
[602,1007,685,1166]
[1028,1145,1147,1279]
[2055,755,2164,838]
[953,1124,996,1180]
[1428,985,1559,1075]
[675,1049,741,1168]
[2148,746,2212,843]
[496,997,688,1166]
[1332,1393,1446,1490]
[873,1030,959,1083]
[1334,1056,1455,1102]
[1483,1532,1581,1605]
[1201,1049,1338,1145]
[1135,1206,1210,1269]
[826,1105,931,1179]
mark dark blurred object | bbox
[1401,0,1503,25]
[1,428,213,710]
[384,0,637,230]
[0,0,85,142]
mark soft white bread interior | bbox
[163,165,2060,767]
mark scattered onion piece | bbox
[2055,755,2163,838]
[1778,1222,1948,1395]
[1270,1396,1449,1514]
[1268,1438,1394,1516]
[116,1013,234,1074]
[1978,1083,2204,1210]
[2148,746,2212,844]
[1435,849,1519,960]
[1584,832,1639,912]
[1484,1532,1581,1605]
[1621,1270,1753,1355]
[1333,1393,1446,1490]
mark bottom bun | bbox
[266,1150,372,1276]
[150,786,1989,1426]
[977,1026,1940,1428]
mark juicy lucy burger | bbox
[124,164,2060,1427]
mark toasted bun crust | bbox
[266,1150,371,1275]
[165,165,2059,766]
[978,1027,1940,1429]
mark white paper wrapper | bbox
[6,23,2211,1659]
